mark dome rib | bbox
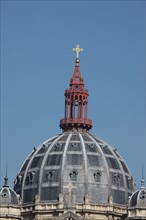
[60,133,72,193]
[79,133,88,195]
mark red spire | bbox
[60,45,92,132]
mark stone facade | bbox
[0,205,22,220]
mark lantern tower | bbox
[60,44,92,132]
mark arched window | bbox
[69,169,78,181]
[114,172,121,186]
[140,190,146,200]
[94,170,102,183]
[88,143,94,148]
[27,171,35,184]
[45,170,55,182]
[127,176,133,189]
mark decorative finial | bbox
[140,164,145,188]
[72,44,83,65]
[3,176,8,187]
[141,178,145,188]
[3,163,9,187]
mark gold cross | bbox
[72,44,83,59]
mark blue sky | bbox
[1,0,145,188]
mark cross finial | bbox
[72,44,83,59]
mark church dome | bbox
[14,45,134,211]
[129,178,146,208]
[14,132,133,206]
[0,176,20,205]
[128,178,146,219]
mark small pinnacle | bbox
[3,176,9,187]
[141,178,145,189]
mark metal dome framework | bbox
[14,132,134,205]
